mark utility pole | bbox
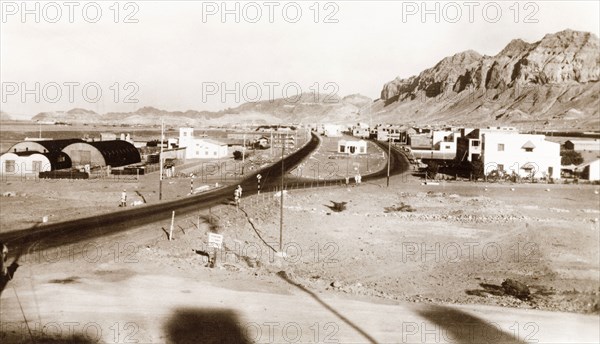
[159,118,164,200]
[279,133,285,253]
[242,133,246,175]
[387,136,391,187]
[270,130,273,157]
[346,152,349,179]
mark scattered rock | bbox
[331,281,342,288]
[502,279,531,300]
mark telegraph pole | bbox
[242,133,246,175]
[279,133,285,253]
[159,118,164,200]
[270,130,274,157]
[386,136,391,187]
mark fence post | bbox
[168,211,175,241]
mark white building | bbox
[432,130,461,154]
[564,139,600,152]
[377,125,402,142]
[576,159,600,181]
[352,123,370,139]
[179,128,228,159]
[481,132,561,179]
[1,152,54,175]
[322,124,343,137]
[338,140,367,155]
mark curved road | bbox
[0,134,409,257]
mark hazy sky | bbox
[1,0,599,117]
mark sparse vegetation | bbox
[384,202,416,213]
[327,201,347,212]
[426,161,439,179]
[561,149,584,165]
[470,160,484,180]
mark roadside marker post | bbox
[257,174,262,195]
[208,232,224,267]
[169,211,175,241]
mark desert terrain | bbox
[1,133,599,343]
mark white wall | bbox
[0,153,51,175]
[179,128,194,150]
[482,133,561,179]
[338,140,367,155]
[582,160,600,181]
[188,140,228,159]
[323,124,342,137]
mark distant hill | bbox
[375,29,600,130]
[31,93,373,126]
[26,29,600,130]
[0,111,12,121]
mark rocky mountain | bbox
[30,93,372,126]
[377,29,600,129]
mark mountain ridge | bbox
[376,29,600,129]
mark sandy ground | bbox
[1,175,599,343]
[1,132,599,343]
[292,135,386,180]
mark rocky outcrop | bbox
[379,29,600,128]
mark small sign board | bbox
[208,232,223,249]
[256,174,262,180]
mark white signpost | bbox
[208,232,223,249]
[208,232,223,267]
[257,174,262,194]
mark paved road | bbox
[0,134,409,258]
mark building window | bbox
[5,160,15,172]
[497,143,505,151]
[214,151,217,156]
[471,140,479,147]
[498,164,504,171]
[524,147,533,152]
[183,132,187,136]
[445,145,451,149]
[33,161,42,172]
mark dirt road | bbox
[1,263,597,343]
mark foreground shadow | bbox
[416,305,527,344]
[0,241,23,296]
[277,271,378,344]
[164,308,252,344]
[0,331,94,344]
